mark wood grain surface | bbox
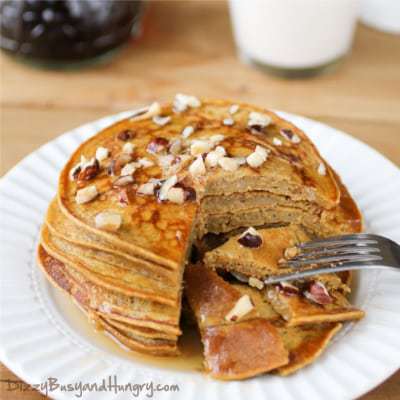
[0,2,399,399]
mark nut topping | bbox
[284,246,299,259]
[95,146,109,162]
[273,137,282,146]
[153,115,171,126]
[122,142,135,155]
[205,148,225,168]
[120,162,137,176]
[281,128,301,144]
[69,163,82,181]
[190,139,213,156]
[147,137,169,154]
[169,139,182,155]
[77,158,100,182]
[225,294,254,322]
[137,182,156,195]
[137,157,154,168]
[278,282,299,296]
[246,145,269,168]
[166,187,185,204]
[317,162,326,176]
[117,129,134,141]
[209,134,225,145]
[189,155,206,177]
[238,227,263,248]
[158,175,178,201]
[173,93,201,113]
[229,104,239,115]
[304,281,332,305]
[95,212,122,232]
[223,118,234,126]
[218,156,239,172]
[182,125,195,139]
[75,185,98,204]
[248,111,272,129]
[113,175,134,187]
[249,277,264,290]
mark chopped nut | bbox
[137,182,156,195]
[229,104,239,115]
[152,115,171,126]
[69,163,81,181]
[205,150,223,168]
[137,157,154,168]
[95,147,109,162]
[218,157,239,172]
[77,158,100,181]
[225,295,254,322]
[130,102,161,122]
[278,282,299,296]
[158,154,175,169]
[176,230,182,240]
[95,212,122,232]
[284,246,299,259]
[189,156,206,176]
[117,130,134,141]
[76,185,98,204]
[147,137,169,154]
[238,227,263,248]
[209,134,225,145]
[273,137,282,146]
[246,151,265,168]
[120,162,137,176]
[113,175,134,187]
[173,93,201,112]
[158,175,178,201]
[169,139,182,155]
[223,118,234,126]
[304,281,332,305]
[166,187,185,204]
[281,128,301,144]
[249,277,264,290]
[190,139,213,156]
[248,111,272,128]
[318,162,326,176]
[122,142,135,155]
[182,125,195,139]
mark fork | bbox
[263,233,400,285]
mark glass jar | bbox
[0,0,145,68]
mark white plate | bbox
[1,110,399,400]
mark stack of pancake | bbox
[37,96,364,376]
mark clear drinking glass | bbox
[229,0,361,78]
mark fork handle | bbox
[263,263,399,285]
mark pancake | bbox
[276,323,342,376]
[41,225,179,305]
[204,225,310,279]
[37,246,178,355]
[37,95,363,365]
[185,264,288,379]
[38,246,181,335]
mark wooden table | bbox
[1,2,399,399]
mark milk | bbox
[229,0,360,74]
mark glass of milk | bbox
[229,0,361,78]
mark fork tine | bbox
[298,238,378,250]
[286,253,383,268]
[294,246,381,260]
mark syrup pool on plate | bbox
[50,287,204,372]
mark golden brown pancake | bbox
[37,96,363,364]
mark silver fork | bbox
[263,233,400,285]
